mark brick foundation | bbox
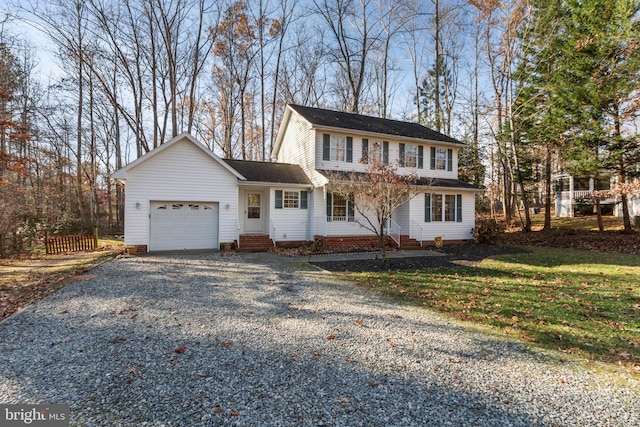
[312,235,398,253]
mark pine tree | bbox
[556,0,640,231]
[513,0,566,231]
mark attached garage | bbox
[149,202,219,251]
[112,133,245,252]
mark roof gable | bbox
[112,133,245,180]
[288,104,462,144]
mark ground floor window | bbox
[425,193,462,222]
[275,190,308,209]
[284,191,299,208]
[326,192,354,222]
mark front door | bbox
[245,192,263,233]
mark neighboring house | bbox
[113,104,482,252]
[554,174,640,218]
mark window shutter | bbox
[399,143,405,167]
[447,148,453,171]
[346,136,353,162]
[418,145,424,169]
[275,190,283,209]
[362,138,369,163]
[300,191,308,209]
[348,193,355,222]
[326,192,332,221]
[430,147,436,170]
[456,194,462,222]
[424,193,431,222]
[323,134,330,161]
[383,141,389,165]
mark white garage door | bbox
[150,202,219,251]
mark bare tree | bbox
[326,162,417,260]
[312,0,382,113]
[212,1,260,159]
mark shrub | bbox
[473,218,504,244]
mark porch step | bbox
[400,235,423,250]
[237,234,274,252]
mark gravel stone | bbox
[0,251,638,426]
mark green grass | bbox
[348,247,640,369]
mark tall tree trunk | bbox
[614,104,632,232]
[433,0,441,132]
[543,144,552,231]
[75,2,85,228]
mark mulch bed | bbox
[311,244,528,272]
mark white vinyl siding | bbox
[410,191,475,241]
[274,108,474,243]
[275,112,323,184]
[316,132,457,180]
[122,138,238,249]
[270,188,310,241]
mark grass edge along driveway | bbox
[347,246,640,374]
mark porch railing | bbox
[270,220,278,247]
[387,219,401,247]
[236,220,241,249]
[314,216,366,236]
[410,220,424,246]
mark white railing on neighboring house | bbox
[559,190,616,203]
[410,219,424,246]
[573,190,594,200]
[387,219,401,247]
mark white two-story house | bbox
[113,104,482,252]
[272,104,482,250]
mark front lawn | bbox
[348,247,640,370]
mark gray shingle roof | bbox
[317,170,482,190]
[223,159,312,185]
[289,104,462,145]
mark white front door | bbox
[244,192,263,233]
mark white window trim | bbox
[405,144,418,168]
[435,148,447,170]
[330,135,346,162]
[283,191,299,209]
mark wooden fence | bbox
[45,229,98,255]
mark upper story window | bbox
[399,143,423,168]
[361,138,389,165]
[430,147,453,171]
[361,139,389,165]
[323,134,353,163]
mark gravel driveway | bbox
[0,252,638,426]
